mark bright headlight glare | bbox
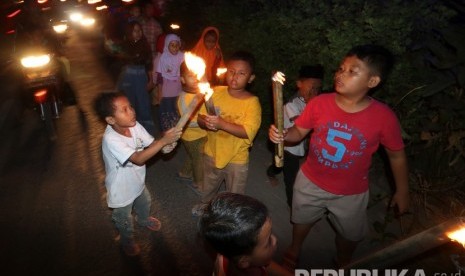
[80,17,95,26]
[21,55,51,68]
[53,24,68,33]
[70,12,83,22]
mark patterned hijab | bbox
[157,34,184,80]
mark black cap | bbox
[298,64,324,79]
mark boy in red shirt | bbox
[269,45,409,268]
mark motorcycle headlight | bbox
[53,23,68,33]
[69,12,83,22]
[21,54,51,68]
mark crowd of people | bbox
[94,2,410,275]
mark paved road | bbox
[0,28,462,275]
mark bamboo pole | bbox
[175,92,205,130]
[272,71,285,167]
[344,217,465,269]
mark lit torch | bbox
[174,52,214,129]
[272,71,286,168]
[448,226,465,247]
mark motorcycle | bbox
[20,48,63,140]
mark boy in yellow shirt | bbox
[177,62,207,193]
[192,51,262,216]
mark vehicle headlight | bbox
[21,54,51,68]
[53,23,68,33]
[70,12,83,22]
[80,17,95,27]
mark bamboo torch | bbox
[174,52,205,129]
[174,92,205,130]
[199,82,216,115]
[272,71,286,168]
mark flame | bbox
[96,5,107,10]
[216,67,227,76]
[199,82,213,101]
[447,227,465,247]
[184,52,214,100]
[170,24,180,30]
[184,52,206,80]
[272,71,286,85]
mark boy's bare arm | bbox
[385,148,410,214]
[129,128,181,166]
[269,124,309,144]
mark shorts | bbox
[200,155,248,204]
[292,170,369,241]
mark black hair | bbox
[199,193,268,262]
[94,92,125,121]
[227,51,256,74]
[298,64,324,80]
[125,21,143,40]
[345,44,394,84]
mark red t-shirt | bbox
[295,93,404,195]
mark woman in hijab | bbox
[155,33,184,132]
[191,27,225,85]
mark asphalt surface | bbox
[0,28,463,276]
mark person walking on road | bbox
[95,92,181,256]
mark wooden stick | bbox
[272,71,285,168]
[175,93,205,129]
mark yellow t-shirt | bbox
[200,86,262,168]
[177,91,207,141]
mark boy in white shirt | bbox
[95,92,181,256]
[267,65,323,207]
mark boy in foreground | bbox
[95,92,181,256]
[200,193,293,276]
[269,45,409,268]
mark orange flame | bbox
[184,52,213,100]
[447,227,465,247]
[216,67,227,77]
[184,52,206,80]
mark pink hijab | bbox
[157,34,184,81]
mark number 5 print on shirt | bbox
[322,128,352,162]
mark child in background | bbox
[94,92,181,256]
[151,33,166,106]
[117,21,155,134]
[267,65,324,207]
[191,27,225,85]
[269,45,409,268]
[192,51,261,216]
[156,34,184,132]
[199,193,293,276]
[176,62,207,193]
[127,4,142,23]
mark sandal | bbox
[145,216,162,231]
[282,250,299,272]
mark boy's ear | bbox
[368,75,381,88]
[248,74,256,84]
[180,76,186,84]
[105,116,115,125]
